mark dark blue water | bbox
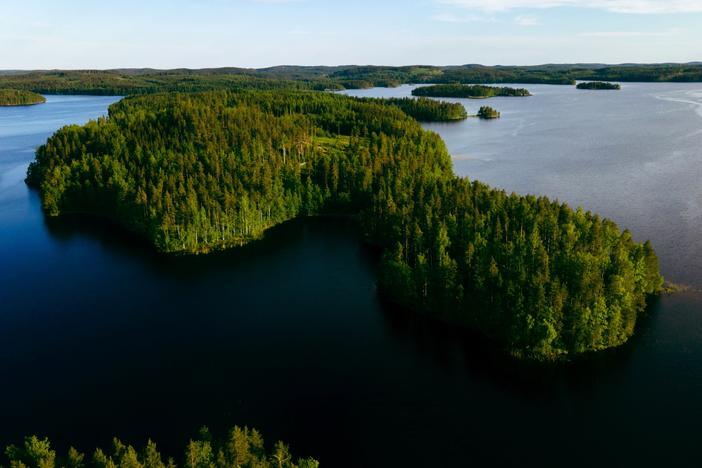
[1,93,702,467]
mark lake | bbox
[1,90,701,467]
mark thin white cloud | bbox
[250,0,302,3]
[432,13,497,22]
[515,15,542,25]
[436,0,702,14]
[579,28,683,37]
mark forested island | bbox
[0,88,45,106]
[412,84,531,99]
[2,62,702,96]
[4,426,318,468]
[26,89,662,361]
[477,106,500,119]
[576,81,621,90]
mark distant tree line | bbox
[412,84,531,98]
[4,426,318,468]
[576,82,621,90]
[0,70,322,96]
[2,63,702,96]
[26,89,663,360]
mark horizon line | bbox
[1,61,701,72]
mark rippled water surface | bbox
[1,91,702,467]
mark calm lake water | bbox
[1,90,702,467]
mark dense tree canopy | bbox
[4,426,318,468]
[0,88,45,106]
[576,82,621,90]
[412,84,531,99]
[26,89,662,360]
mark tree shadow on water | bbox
[376,294,663,402]
[42,209,664,404]
[41,212,365,280]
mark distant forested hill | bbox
[2,63,702,96]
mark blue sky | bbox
[1,0,701,69]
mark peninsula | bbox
[0,89,45,106]
[374,97,468,121]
